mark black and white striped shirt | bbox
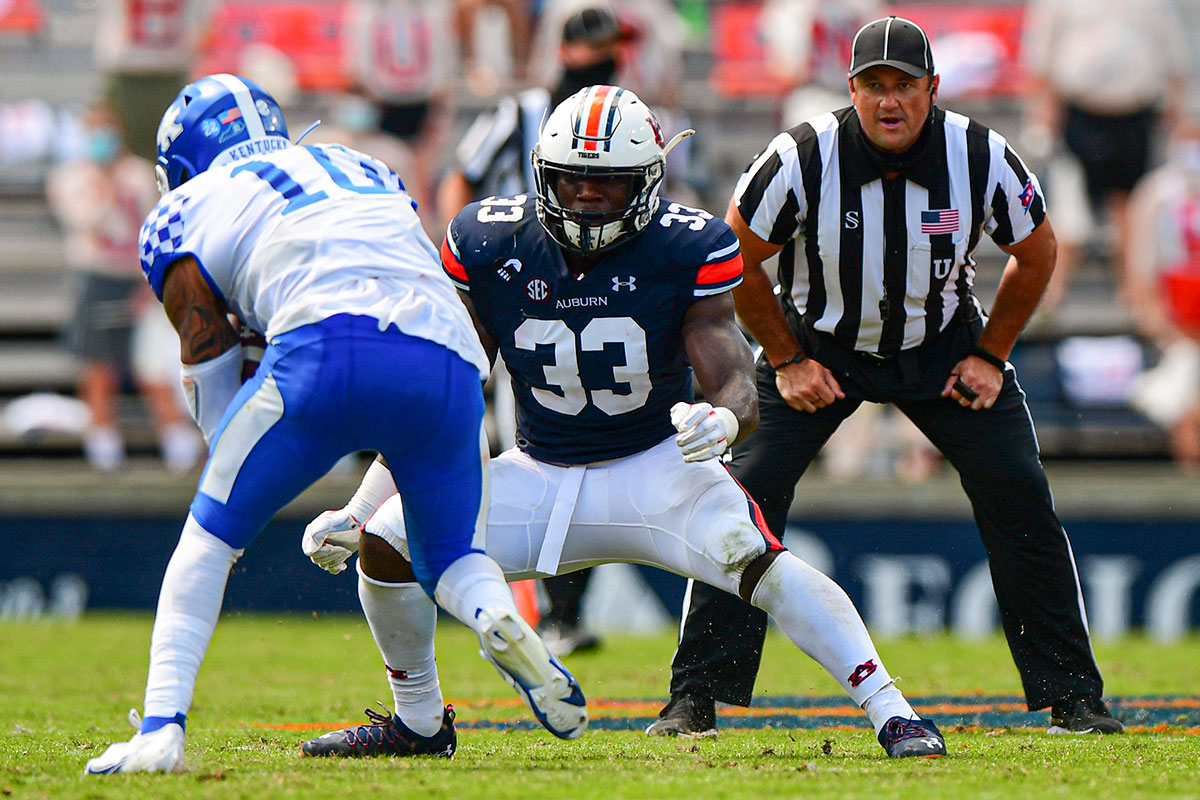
[456,87,551,198]
[733,106,1046,356]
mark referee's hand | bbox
[943,355,1003,410]
[776,358,844,413]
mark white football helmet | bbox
[532,85,692,255]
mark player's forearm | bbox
[161,257,239,364]
[683,295,760,441]
[707,374,759,443]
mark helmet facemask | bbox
[532,85,686,256]
[533,159,664,255]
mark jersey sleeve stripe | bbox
[444,221,461,260]
[440,237,469,289]
[706,240,740,262]
[695,253,743,295]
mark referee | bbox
[648,16,1122,737]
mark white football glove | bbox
[670,401,739,463]
[302,508,363,574]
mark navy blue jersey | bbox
[442,194,742,464]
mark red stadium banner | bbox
[1163,269,1200,335]
[891,3,1028,98]
[707,2,791,98]
[0,0,45,35]
[196,0,351,92]
[708,1,1028,100]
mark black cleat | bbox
[301,703,456,758]
[644,693,718,738]
[877,716,947,758]
[1048,696,1125,734]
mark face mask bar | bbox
[533,160,664,255]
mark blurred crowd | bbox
[0,0,1198,474]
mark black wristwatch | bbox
[770,352,808,370]
[971,344,1006,371]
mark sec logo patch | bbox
[525,277,551,302]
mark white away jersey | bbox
[139,142,488,377]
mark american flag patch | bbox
[921,209,959,234]
[1018,179,1035,212]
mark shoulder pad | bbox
[449,194,535,261]
[651,200,740,264]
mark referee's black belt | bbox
[851,345,922,387]
[853,348,899,363]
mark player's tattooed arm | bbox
[161,255,240,365]
[682,291,759,442]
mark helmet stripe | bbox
[603,88,623,151]
[570,88,587,148]
[582,85,613,151]
[210,73,267,139]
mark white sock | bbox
[749,553,916,728]
[433,552,516,631]
[143,514,242,721]
[861,682,919,734]
[358,564,444,737]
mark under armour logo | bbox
[612,276,637,292]
[848,659,878,688]
[497,257,522,282]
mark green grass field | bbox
[3,613,1199,799]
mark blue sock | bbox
[141,712,187,734]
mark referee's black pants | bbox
[669,316,1105,711]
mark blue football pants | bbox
[189,313,487,593]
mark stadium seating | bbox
[0,0,1179,463]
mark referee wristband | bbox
[770,352,807,370]
[972,344,1006,371]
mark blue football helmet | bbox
[154,73,290,195]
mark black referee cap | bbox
[848,16,934,79]
[562,6,622,45]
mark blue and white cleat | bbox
[476,607,588,739]
[84,709,185,775]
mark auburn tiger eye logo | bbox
[646,114,665,149]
